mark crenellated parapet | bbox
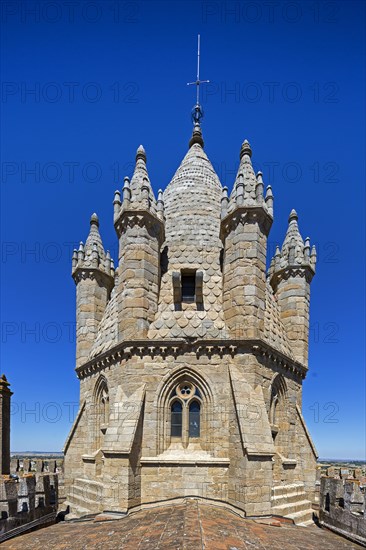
[319,476,366,547]
[268,210,316,366]
[0,473,58,541]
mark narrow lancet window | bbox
[189,401,200,437]
[171,401,183,437]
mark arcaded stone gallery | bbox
[64,123,318,525]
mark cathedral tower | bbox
[64,52,318,521]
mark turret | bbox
[114,146,165,339]
[220,140,273,338]
[72,214,115,368]
[0,374,12,474]
[269,210,316,366]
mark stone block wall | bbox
[222,212,269,339]
[75,275,112,368]
[64,345,316,519]
[275,275,311,366]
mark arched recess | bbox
[269,373,288,433]
[93,375,110,450]
[155,366,213,454]
[269,373,292,482]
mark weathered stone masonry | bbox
[64,124,318,525]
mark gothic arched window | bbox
[100,386,110,427]
[169,382,202,446]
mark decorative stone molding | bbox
[75,338,308,380]
[140,457,230,465]
[72,267,114,291]
[114,208,165,244]
[269,264,315,292]
[220,205,273,242]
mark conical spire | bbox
[85,213,105,259]
[163,141,222,246]
[72,214,114,277]
[127,145,157,213]
[268,209,316,278]
[281,209,304,258]
[228,139,263,211]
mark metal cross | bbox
[187,35,210,123]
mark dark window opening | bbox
[171,401,182,437]
[181,274,196,302]
[189,401,200,438]
[325,492,330,512]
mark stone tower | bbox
[0,374,12,475]
[64,122,318,525]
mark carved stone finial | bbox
[189,123,204,148]
[288,209,298,223]
[136,145,146,162]
[90,213,99,227]
[240,139,252,159]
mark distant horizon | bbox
[10,451,366,463]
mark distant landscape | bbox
[11,452,365,466]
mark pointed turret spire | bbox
[85,213,104,255]
[281,209,304,261]
[124,145,157,213]
[72,214,115,278]
[269,209,316,280]
[227,139,264,212]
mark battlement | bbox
[320,475,366,547]
[0,472,59,542]
[10,457,63,475]
[323,466,365,481]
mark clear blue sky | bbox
[1,1,365,459]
